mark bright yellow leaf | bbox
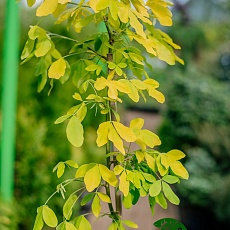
[96,121,110,147]
[97,192,112,203]
[58,0,71,4]
[99,164,118,187]
[144,153,156,171]
[129,11,146,38]
[92,195,101,217]
[36,0,58,17]
[108,123,125,154]
[119,171,130,196]
[94,77,108,90]
[139,129,161,148]
[170,161,189,179]
[166,149,186,161]
[48,58,66,79]
[75,163,97,178]
[84,165,101,192]
[130,118,144,131]
[112,122,136,143]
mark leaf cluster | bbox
[20,0,189,229]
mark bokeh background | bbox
[0,0,230,229]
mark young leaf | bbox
[33,206,44,230]
[149,180,162,197]
[42,205,58,228]
[92,195,101,217]
[66,116,84,147]
[84,164,101,192]
[63,194,78,220]
[162,181,180,205]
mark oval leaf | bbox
[48,58,66,79]
[42,205,58,228]
[66,116,84,147]
[84,165,101,192]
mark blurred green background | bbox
[0,0,230,229]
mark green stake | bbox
[0,0,20,201]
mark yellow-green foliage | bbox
[21,0,189,229]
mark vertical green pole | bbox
[0,0,20,201]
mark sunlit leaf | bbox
[84,164,101,192]
[66,116,84,147]
[66,221,78,230]
[162,181,180,205]
[92,195,101,217]
[170,161,189,179]
[108,123,125,154]
[149,180,161,197]
[166,149,186,161]
[65,160,79,169]
[35,38,52,57]
[99,164,118,187]
[123,192,132,209]
[155,192,167,209]
[48,58,66,79]
[162,175,179,184]
[96,121,110,147]
[112,121,136,143]
[97,192,111,203]
[75,163,97,178]
[119,171,130,196]
[57,162,65,178]
[36,0,58,17]
[77,216,92,230]
[42,205,58,228]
